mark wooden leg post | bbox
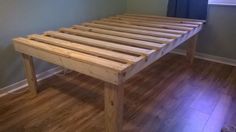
[22,54,38,97]
[105,83,124,132]
[186,35,198,65]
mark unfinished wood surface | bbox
[86,22,182,39]
[105,83,124,132]
[59,28,165,49]
[14,39,126,85]
[21,54,38,97]
[104,17,194,31]
[186,35,198,65]
[45,31,152,56]
[29,34,141,63]
[124,13,206,24]
[74,25,173,44]
[120,14,201,25]
[12,14,205,132]
[14,13,204,85]
[114,15,199,28]
[94,20,187,34]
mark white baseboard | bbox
[0,67,63,98]
[171,49,236,67]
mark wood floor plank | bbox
[203,94,232,132]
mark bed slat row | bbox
[14,14,204,84]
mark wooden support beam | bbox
[21,54,38,97]
[186,35,198,65]
[104,83,124,132]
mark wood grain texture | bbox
[14,14,204,85]
[105,83,123,132]
[12,14,205,132]
[186,35,198,65]
[21,54,38,97]
[1,54,235,132]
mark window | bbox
[209,0,236,5]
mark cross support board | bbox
[14,13,204,132]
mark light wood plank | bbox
[105,17,193,31]
[28,34,141,64]
[14,38,128,71]
[116,15,199,28]
[74,25,173,44]
[95,19,187,34]
[90,21,181,39]
[14,39,126,85]
[121,14,202,25]
[59,28,165,49]
[186,35,198,65]
[122,24,203,81]
[105,83,124,132]
[125,13,205,24]
[45,31,152,56]
[21,54,38,97]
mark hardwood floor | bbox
[0,54,236,132]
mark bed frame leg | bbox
[104,83,124,132]
[22,54,38,97]
[186,35,198,65]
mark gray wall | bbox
[198,5,236,58]
[127,0,236,60]
[127,0,168,16]
[0,0,126,88]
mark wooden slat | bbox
[60,28,165,50]
[92,21,182,38]
[116,15,199,28]
[121,14,202,25]
[45,31,152,56]
[28,34,141,64]
[106,17,194,31]
[122,24,203,81]
[94,19,187,34]
[83,22,181,39]
[14,40,124,85]
[125,13,205,24]
[74,25,173,44]
[14,38,128,71]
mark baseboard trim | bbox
[0,67,63,98]
[171,49,236,67]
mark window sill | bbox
[209,3,236,6]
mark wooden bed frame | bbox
[13,14,204,132]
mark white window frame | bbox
[208,0,236,6]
